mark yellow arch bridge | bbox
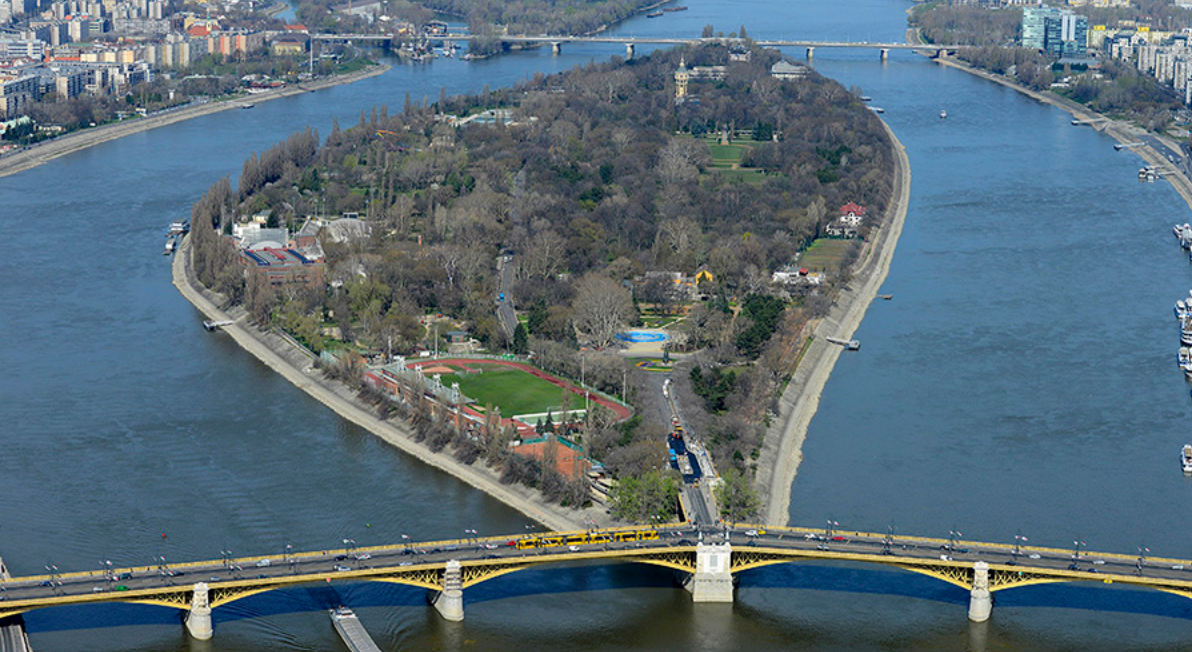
[1,524,1190,639]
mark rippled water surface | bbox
[4,0,1192,648]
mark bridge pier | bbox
[429,560,465,621]
[184,582,213,640]
[625,43,635,59]
[968,561,992,623]
[805,46,814,60]
[682,543,734,603]
[550,41,562,56]
[880,48,889,62]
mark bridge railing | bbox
[733,523,1166,567]
[0,523,691,584]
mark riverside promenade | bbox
[0,63,390,181]
[171,237,600,532]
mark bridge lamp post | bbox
[825,519,838,540]
[1013,533,1027,558]
[344,538,357,561]
[949,530,962,552]
[1072,540,1086,560]
[1137,545,1150,576]
[220,550,232,569]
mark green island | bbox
[186,42,897,524]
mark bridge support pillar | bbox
[551,41,562,55]
[968,561,992,623]
[429,560,465,621]
[805,46,815,60]
[185,582,213,640]
[880,48,889,62]
[682,543,734,603]
[625,43,635,59]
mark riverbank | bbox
[171,236,600,533]
[755,118,912,525]
[930,55,1192,210]
[0,62,391,181]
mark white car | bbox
[355,553,371,561]
[745,530,759,537]
[568,545,581,552]
[1028,554,1041,560]
[256,559,271,567]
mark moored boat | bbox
[1181,445,1192,474]
[1177,300,1189,320]
[1180,316,1192,346]
[647,10,664,17]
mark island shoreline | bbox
[0,62,391,181]
[171,235,600,533]
[755,116,913,525]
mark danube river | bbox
[3,0,1192,649]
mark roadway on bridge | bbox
[3,525,1189,616]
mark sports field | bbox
[434,363,571,416]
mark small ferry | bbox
[1181,445,1192,474]
[168,219,190,236]
[164,236,176,255]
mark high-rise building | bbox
[1023,6,1057,49]
[1024,6,1088,58]
[1060,11,1088,57]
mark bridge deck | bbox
[1,525,1189,620]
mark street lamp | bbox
[824,519,838,540]
[949,530,962,552]
[1072,540,1086,560]
[220,549,233,569]
[1012,532,1027,558]
[1137,545,1150,575]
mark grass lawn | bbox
[708,143,750,166]
[798,238,852,272]
[714,168,766,183]
[434,364,570,416]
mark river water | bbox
[3,0,1192,649]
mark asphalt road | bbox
[3,525,1190,607]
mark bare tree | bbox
[572,274,635,347]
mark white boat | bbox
[869,106,885,114]
[939,109,947,119]
[1177,300,1188,320]
[1181,445,1192,474]
[1181,317,1192,346]
[163,236,176,255]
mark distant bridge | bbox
[2,523,1191,640]
[311,33,962,59]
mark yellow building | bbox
[674,57,689,99]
